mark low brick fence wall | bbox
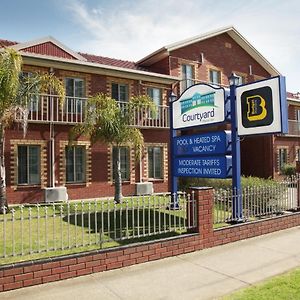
[1,187,300,292]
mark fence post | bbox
[297,176,300,209]
[189,187,214,245]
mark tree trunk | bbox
[0,127,8,214]
[113,147,123,203]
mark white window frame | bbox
[278,148,288,172]
[65,77,85,114]
[112,146,130,181]
[111,83,129,102]
[17,145,41,185]
[181,64,194,91]
[21,72,39,112]
[65,145,86,183]
[148,146,163,179]
[209,69,221,85]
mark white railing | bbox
[22,94,88,124]
[214,176,300,225]
[118,101,170,128]
[287,120,300,136]
[19,95,170,128]
[0,194,196,260]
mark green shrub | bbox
[179,176,278,192]
[281,164,296,177]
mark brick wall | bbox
[1,187,300,292]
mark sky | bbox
[0,0,299,92]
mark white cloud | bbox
[64,0,300,92]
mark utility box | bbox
[44,187,68,203]
[135,182,153,196]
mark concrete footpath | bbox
[2,226,300,300]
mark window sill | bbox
[148,178,164,182]
[65,182,87,186]
[16,184,41,190]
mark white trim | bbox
[21,51,178,83]
[9,36,87,61]
[137,26,280,76]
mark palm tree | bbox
[0,48,65,213]
[70,93,156,203]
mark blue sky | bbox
[1,0,299,92]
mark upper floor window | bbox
[236,74,246,85]
[18,145,41,185]
[209,69,221,85]
[147,87,161,119]
[66,146,86,183]
[296,109,300,121]
[112,146,130,181]
[65,78,85,114]
[147,87,161,106]
[20,72,39,112]
[111,83,129,102]
[181,64,194,91]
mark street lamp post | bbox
[229,73,243,221]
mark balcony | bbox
[287,120,300,136]
[16,95,170,129]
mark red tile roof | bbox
[79,52,147,71]
[0,38,148,71]
[287,91,300,100]
[0,39,18,48]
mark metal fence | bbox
[0,194,196,259]
[214,176,300,225]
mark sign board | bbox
[174,131,231,157]
[174,156,232,178]
[236,76,288,136]
[172,84,227,130]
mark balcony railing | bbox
[287,120,300,136]
[16,95,170,128]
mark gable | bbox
[138,27,280,76]
[170,33,271,78]
[21,41,76,59]
[10,36,87,61]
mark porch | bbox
[17,95,170,129]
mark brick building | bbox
[0,26,298,204]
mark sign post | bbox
[229,73,243,221]
[169,91,179,209]
[170,76,287,220]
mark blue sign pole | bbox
[169,91,179,209]
[229,74,243,221]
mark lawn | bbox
[0,195,235,265]
[223,268,300,300]
[0,196,193,265]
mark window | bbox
[209,69,221,85]
[20,72,39,112]
[147,87,161,118]
[296,109,300,121]
[66,146,86,183]
[112,147,130,181]
[236,75,246,85]
[18,145,40,185]
[65,78,85,114]
[297,148,300,161]
[147,88,161,106]
[181,64,194,91]
[111,83,129,102]
[148,147,163,179]
[278,148,288,172]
